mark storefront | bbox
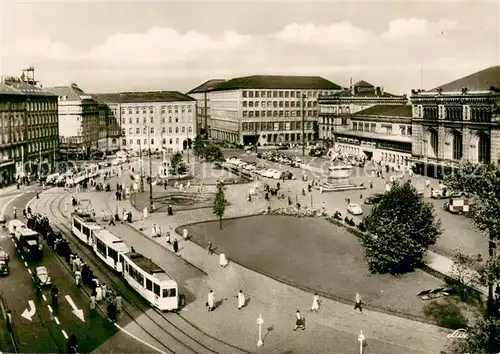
[0,160,15,187]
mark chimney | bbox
[350,78,354,95]
[375,86,381,95]
[381,87,384,95]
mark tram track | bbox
[32,190,250,354]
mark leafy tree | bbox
[443,317,500,354]
[213,182,228,229]
[193,135,205,158]
[479,253,500,288]
[204,144,225,164]
[444,162,500,315]
[450,248,482,302]
[170,152,186,175]
[361,181,442,274]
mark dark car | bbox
[0,261,8,276]
[364,193,384,205]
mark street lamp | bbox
[256,314,264,347]
[301,93,307,159]
[358,330,366,354]
[147,126,153,213]
[138,139,144,193]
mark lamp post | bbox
[301,93,306,159]
[256,314,264,347]
[139,139,144,193]
[147,126,153,212]
[358,330,365,354]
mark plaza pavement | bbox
[56,178,454,353]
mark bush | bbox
[423,301,468,329]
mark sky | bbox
[0,0,499,95]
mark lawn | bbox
[184,215,445,321]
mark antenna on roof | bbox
[420,60,423,91]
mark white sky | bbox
[1,0,499,94]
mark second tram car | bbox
[120,252,179,311]
[71,212,102,245]
[91,229,129,273]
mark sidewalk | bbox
[59,186,450,353]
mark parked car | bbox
[347,203,363,215]
[33,266,51,288]
[364,193,384,205]
[0,247,9,262]
[0,260,8,276]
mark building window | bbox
[136,128,140,134]
[151,127,154,134]
[352,122,358,130]
[175,138,179,144]
[243,111,248,117]
[242,91,247,98]
[129,139,133,145]
[182,127,185,133]
[478,132,491,163]
[452,131,463,160]
[255,91,259,98]
[128,128,133,134]
[242,101,247,107]
[151,139,154,145]
[169,127,172,133]
[370,123,376,132]
[399,125,406,135]
[169,138,173,144]
[150,117,154,123]
[136,118,139,123]
[407,126,412,135]
[137,139,140,145]
[188,127,192,133]
[163,138,166,145]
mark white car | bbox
[261,169,276,178]
[271,170,282,179]
[33,266,51,288]
[347,203,363,215]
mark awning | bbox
[0,160,15,168]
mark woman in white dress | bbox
[219,253,228,268]
[311,293,320,312]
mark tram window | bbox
[82,226,90,237]
[73,219,80,231]
[162,288,176,298]
[96,238,106,256]
[153,283,160,296]
[108,248,118,262]
[146,279,153,291]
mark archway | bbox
[478,132,491,164]
[424,128,438,158]
[451,130,463,160]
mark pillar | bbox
[411,123,424,156]
[437,125,446,159]
[490,128,500,164]
[462,126,471,162]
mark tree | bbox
[443,317,500,354]
[193,135,204,158]
[450,248,482,302]
[204,144,225,164]
[213,182,228,229]
[444,162,500,316]
[361,181,442,275]
[170,152,186,175]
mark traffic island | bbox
[131,191,219,213]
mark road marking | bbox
[27,269,32,275]
[20,254,23,259]
[64,295,85,322]
[42,294,47,302]
[23,261,27,267]
[47,305,53,313]
[113,322,168,354]
[61,330,68,339]
[54,317,60,325]
[21,300,36,321]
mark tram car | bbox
[91,229,129,273]
[71,212,102,245]
[120,252,179,311]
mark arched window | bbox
[169,138,172,144]
[175,138,179,144]
[129,139,133,145]
[162,139,166,145]
[136,139,140,145]
[426,129,438,158]
[169,127,172,133]
[478,132,491,164]
[452,131,463,160]
[143,128,147,134]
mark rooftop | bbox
[125,252,172,278]
[45,84,94,101]
[187,79,227,94]
[336,89,399,98]
[430,66,500,92]
[93,91,195,103]
[212,75,341,91]
[4,81,57,97]
[337,130,412,144]
[0,83,25,96]
[353,80,374,88]
[353,104,412,118]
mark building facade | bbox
[90,95,122,155]
[410,66,500,178]
[187,79,226,137]
[334,105,413,168]
[318,80,407,144]
[94,91,196,153]
[189,75,342,145]
[46,84,99,159]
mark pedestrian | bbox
[109,217,115,226]
[425,178,430,188]
[207,242,213,255]
[72,256,78,273]
[219,253,228,268]
[173,239,179,254]
[237,290,245,310]
[115,295,122,312]
[101,283,107,299]
[293,310,305,331]
[64,201,68,213]
[69,254,74,270]
[151,224,157,238]
[75,269,81,288]
[13,206,16,219]
[207,290,215,311]
[311,293,320,312]
[354,292,363,312]
[90,290,96,310]
[347,198,350,205]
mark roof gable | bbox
[353,80,374,88]
[353,104,412,118]
[213,75,341,91]
[187,79,226,94]
[431,66,500,92]
[93,91,195,103]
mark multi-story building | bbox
[411,66,500,178]
[93,91,196,153]
[0,84,27,186]
[187,79,226,137]
[46,84,99,159]
[90,94,122,154]
[318,80,407,145]
[189,75,342,145]
[334,105,413,168]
